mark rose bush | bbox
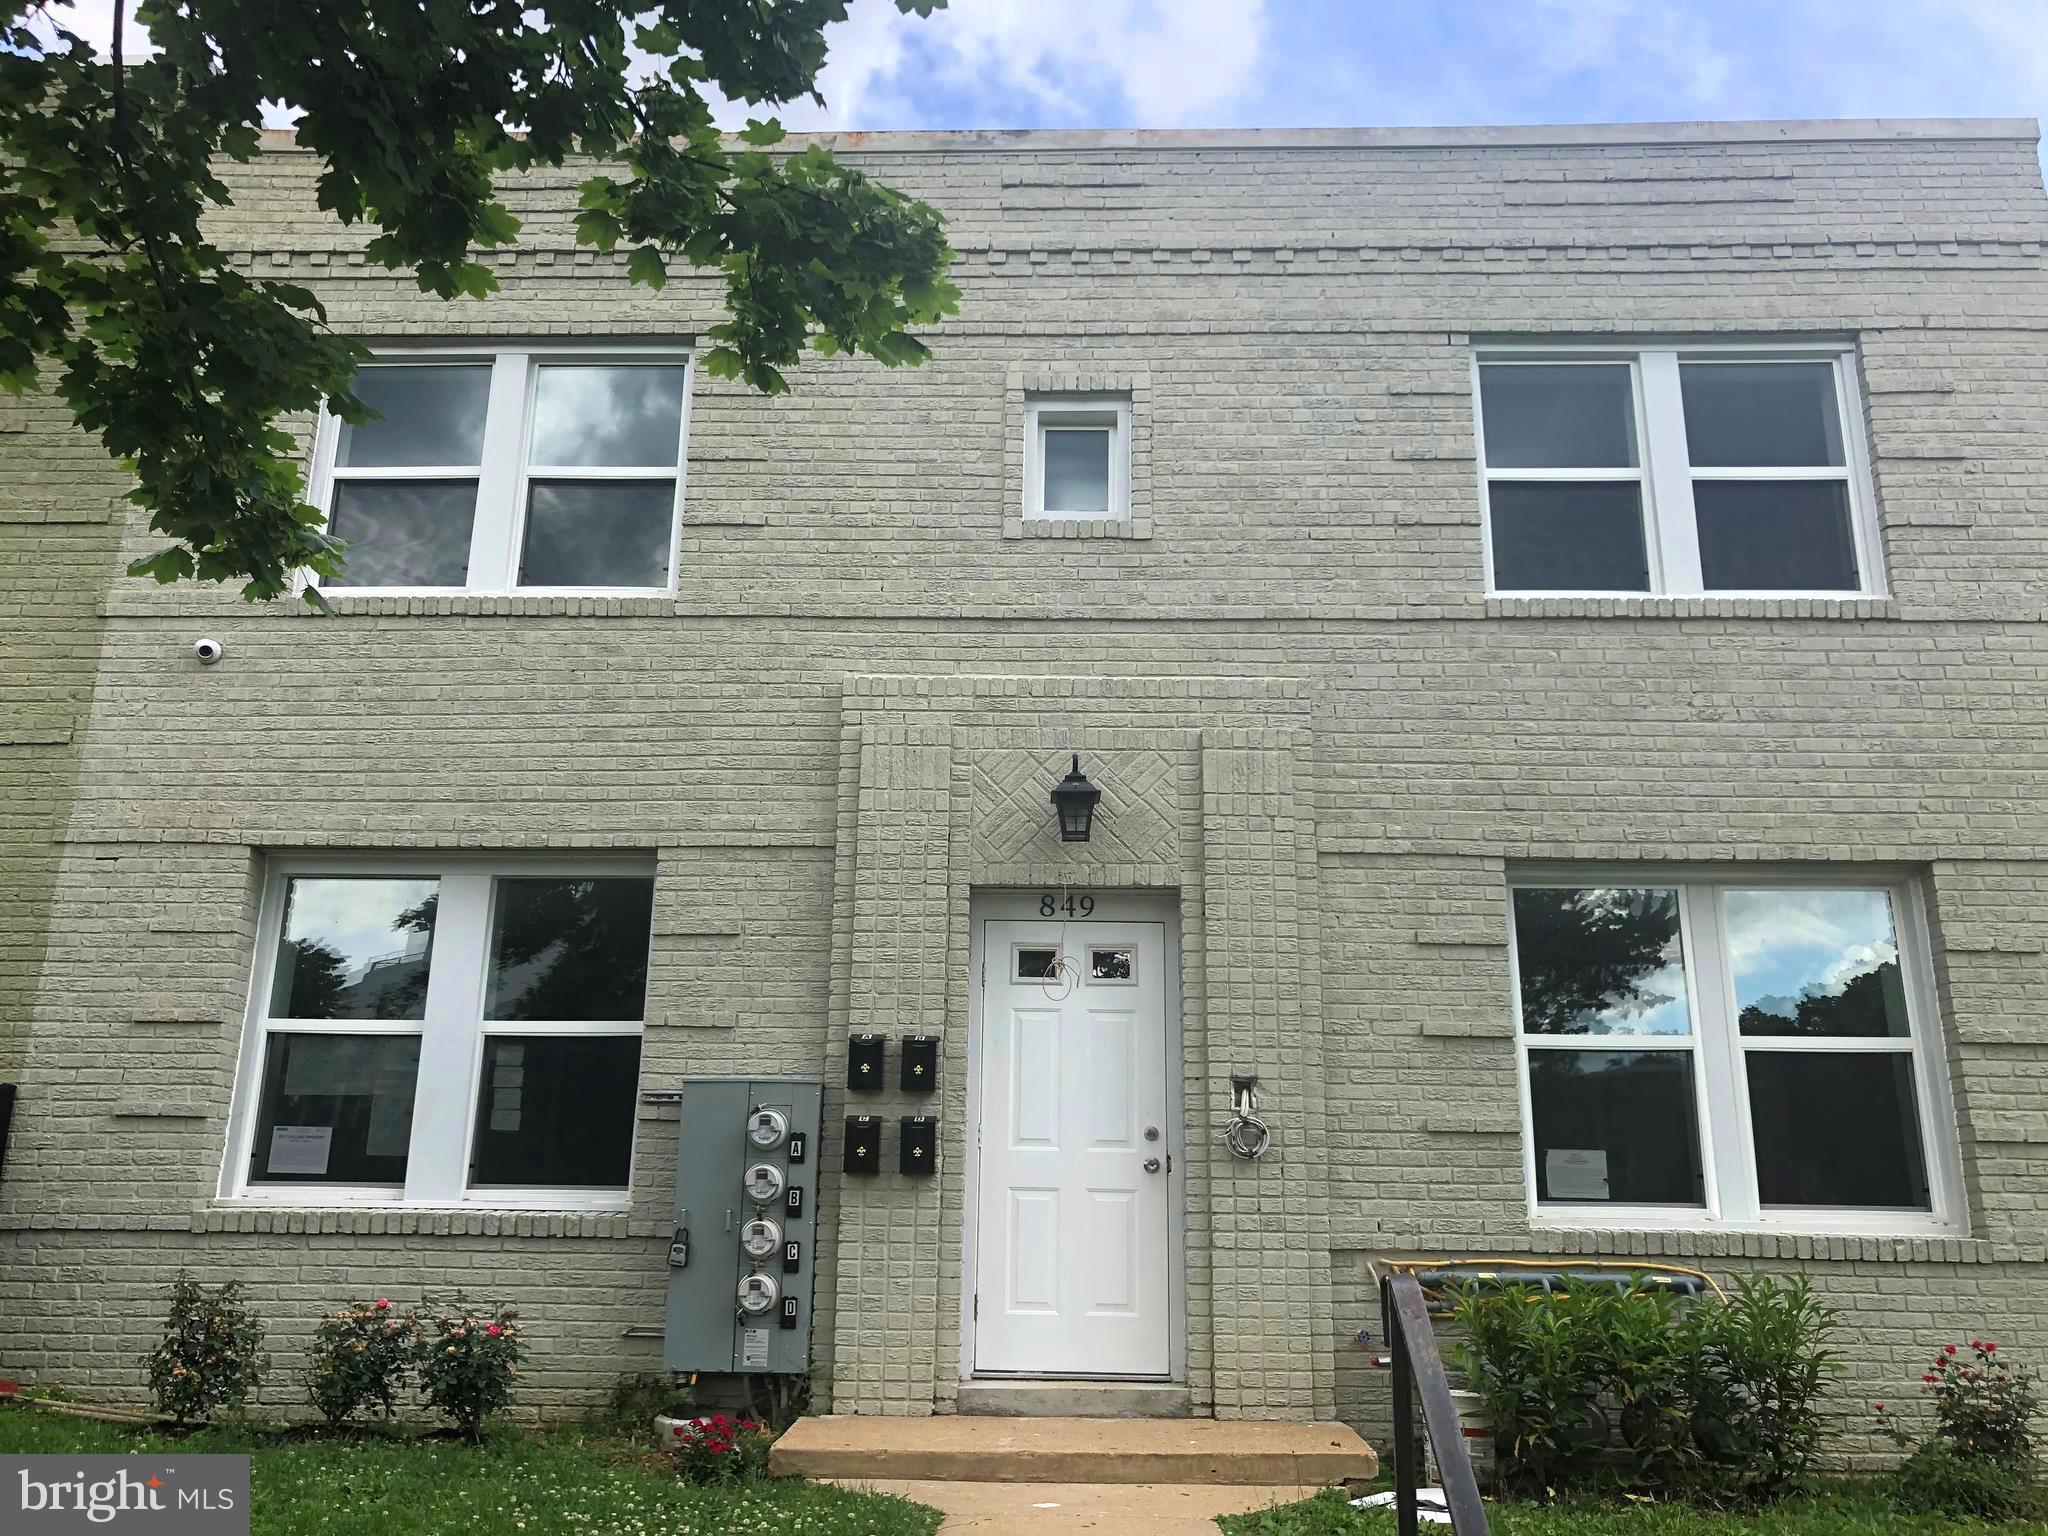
[143,1275,267,1426]
[306,1298,420,1426]
[668,1411,774,1485]
[414,1305,523,1441]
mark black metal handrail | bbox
[1381,1271,1490,1536]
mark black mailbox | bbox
[843,1115,882,1174]
[899,1115,938,1177]
[900,1034,939,1093]
[847,1033,886,1091]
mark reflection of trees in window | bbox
[1513,887,1682,1035]
[487,879,654,1022]
[280,939,348,1018]
[1739,960,1906,1037]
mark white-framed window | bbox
[1506,869,1964,1235]
[1472,344,1884,597]
[221,855,655,1208]
[308,345,692,594]
[1024,396,1132,520]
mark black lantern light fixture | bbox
[1050,754,1102,843]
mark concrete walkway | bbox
[845,1478,1318,1534]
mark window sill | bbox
[194,1202,637,1238]
[1485,594,1897,620]
[1530,1213,1968,1244]
[1004,515,1153,541]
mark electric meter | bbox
[739,1216,783,1260]
[737,1272,780,1315]
[743,1162,785,1204]
[746,1107,790,1149]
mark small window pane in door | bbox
[1488,482,1650,591]
[518,481,675,588]
[1042,427,1112,513]
[1528,1049,1704,1205]
[1724,889,1910,1038]
[1016,948,1058,980]
[1694,480,1859,591]
[1479,364,1639,469]
[1511,887,1691,1037]
[1747,1052,1930,1209]
[269,877,439,1019]
[251,1032,421,1184]
[529,365,688,467]
[469,1035,641,1187]
[327,481,479,588]
[1680,361,1845,468]
[1090,948,1135,981]
[338,365,491,467]
[485,877,655,1021]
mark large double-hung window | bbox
[1507,872,1962,1234]
[313,348,690,594]
[1474,345,1882,596]
[225,857,654,1206]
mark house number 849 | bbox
[1040,893,1095,917]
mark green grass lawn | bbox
[1218,1486,2048,1536]
[0,1403,940,1536]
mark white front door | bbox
[973,918,1172,1377]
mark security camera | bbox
[193,637,224,665]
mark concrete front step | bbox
[956,1381,1193,1418]
[771,1414,1378,1486]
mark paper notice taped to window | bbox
[268,1124,333,1176]
[1545,1148,1610,1201]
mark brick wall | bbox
[1,121,2044,1456]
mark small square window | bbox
[1016,947,1059,980]
[1026,397,1130,521]
[1089,948,1135,982]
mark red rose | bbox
[1923,1374,1938,1383]
[1986,1342,1998,1353]
[375,1299,392,1311]
[1945,1344,1957,1355]
[1875,1403,1886,1411]
[486,1324,502,1337]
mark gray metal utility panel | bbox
[664,1077,822,1375]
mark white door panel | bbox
[974,920,1170,1377]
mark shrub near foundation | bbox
[306,1299,421,1426]
[1877,1339,2044,1520]
[415,1305,523,1441]
[1451,1274,1838,1503]
[143,1275,267,1427]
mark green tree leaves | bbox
[0,0,956,602]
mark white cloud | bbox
[772,0,1271,130]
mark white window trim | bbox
[1472,342,1886,600]
[305,343,694,598]
[1506,865,1965,1237]
[1024,395,1132,521]
[218,853,655,1210]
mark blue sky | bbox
[53,0,2047,157]
[762,0,2044,152]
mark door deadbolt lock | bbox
[1143,1157,1162,1174]
[1143,1126,1160,1141]
[743,1162,785,1204]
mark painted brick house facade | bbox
[2,118,2046,1454]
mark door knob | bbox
[1143,1157,1162,1174]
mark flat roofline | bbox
[252,116,2040,156]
